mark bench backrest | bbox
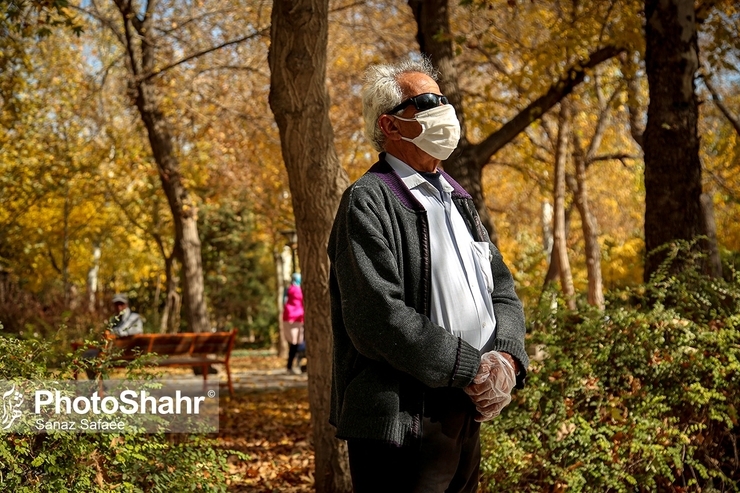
[110,330,236,360]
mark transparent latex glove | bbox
[463,351,517,422]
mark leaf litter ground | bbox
[216,353,314,492]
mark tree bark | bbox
[111,0,210,332]
[408,0,623,244]
[553,102,576,310]
[643,0,704,280]
[268,1,352,492]
[159,255,181,334]
[700,193,723,279]
[543,205,573,287]
[572,149,605,309]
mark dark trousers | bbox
[347,389,481,493]
[287,342,306,370]
[82,348,102,380]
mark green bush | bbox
[481,244,740,492]
[0,329,244,492]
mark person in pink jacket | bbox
[282,273,305,374]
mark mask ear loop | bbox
[392,116,418,144]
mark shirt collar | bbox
[385,153,454,193]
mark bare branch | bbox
[140,27,269,81]
[490,160,550,189]
[472,45,625,168]
[155,8,237,36]
[72,4,126,46]
[193,64,269,79]
[48,244,62,274]
[329,1,367,14]
[703,74,740,137]
[623,60,644,149]
[585,78,621,162]
[589,153,640,163]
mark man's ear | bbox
[378,114,401,141]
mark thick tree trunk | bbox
[573,151,605,309]
[643,0,704,280]
[553,102,576,309]
[134,83,209,332]
[407,0,498,245]
[113,0,209,333]
[409,0,622,245]
[268,1,352,491]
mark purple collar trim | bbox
[368,153,472,210]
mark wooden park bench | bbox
[72,330,237,397]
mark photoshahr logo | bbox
[0,380,219,433]
[1,384,24,430]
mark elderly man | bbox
[83,293,143,380]
[108,293,144,337]
[327,56,529,492]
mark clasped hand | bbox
[463,351,516,422]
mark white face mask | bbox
[394,104,461,160]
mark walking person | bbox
[282,273,305,374]
[327,56,529,492]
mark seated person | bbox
[83,293,143,379]
[107,293,143,337]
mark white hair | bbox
[361,56,438,152]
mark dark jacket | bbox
[327,155,528,446]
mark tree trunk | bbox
[643,0,704,280]
[160,255,181,334]
[134,80,208,332]
[153,271,161,329]
[553,102,576,310]
[409,0,623,245]
[268,1,352,492]
[572,150,605,309]
[113,0,209,333]
[407,0,498,245]
[543,207,574,287]
[62,185,71,308]
[87,243,101,313]
[700,193,723,279]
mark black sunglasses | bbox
[388,93,449,114]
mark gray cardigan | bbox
[328,155,528,446]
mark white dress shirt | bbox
[386,154,496,350]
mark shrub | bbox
[481,243,740,492]
[0,328,244,492]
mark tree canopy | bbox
[0,1,739,488]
